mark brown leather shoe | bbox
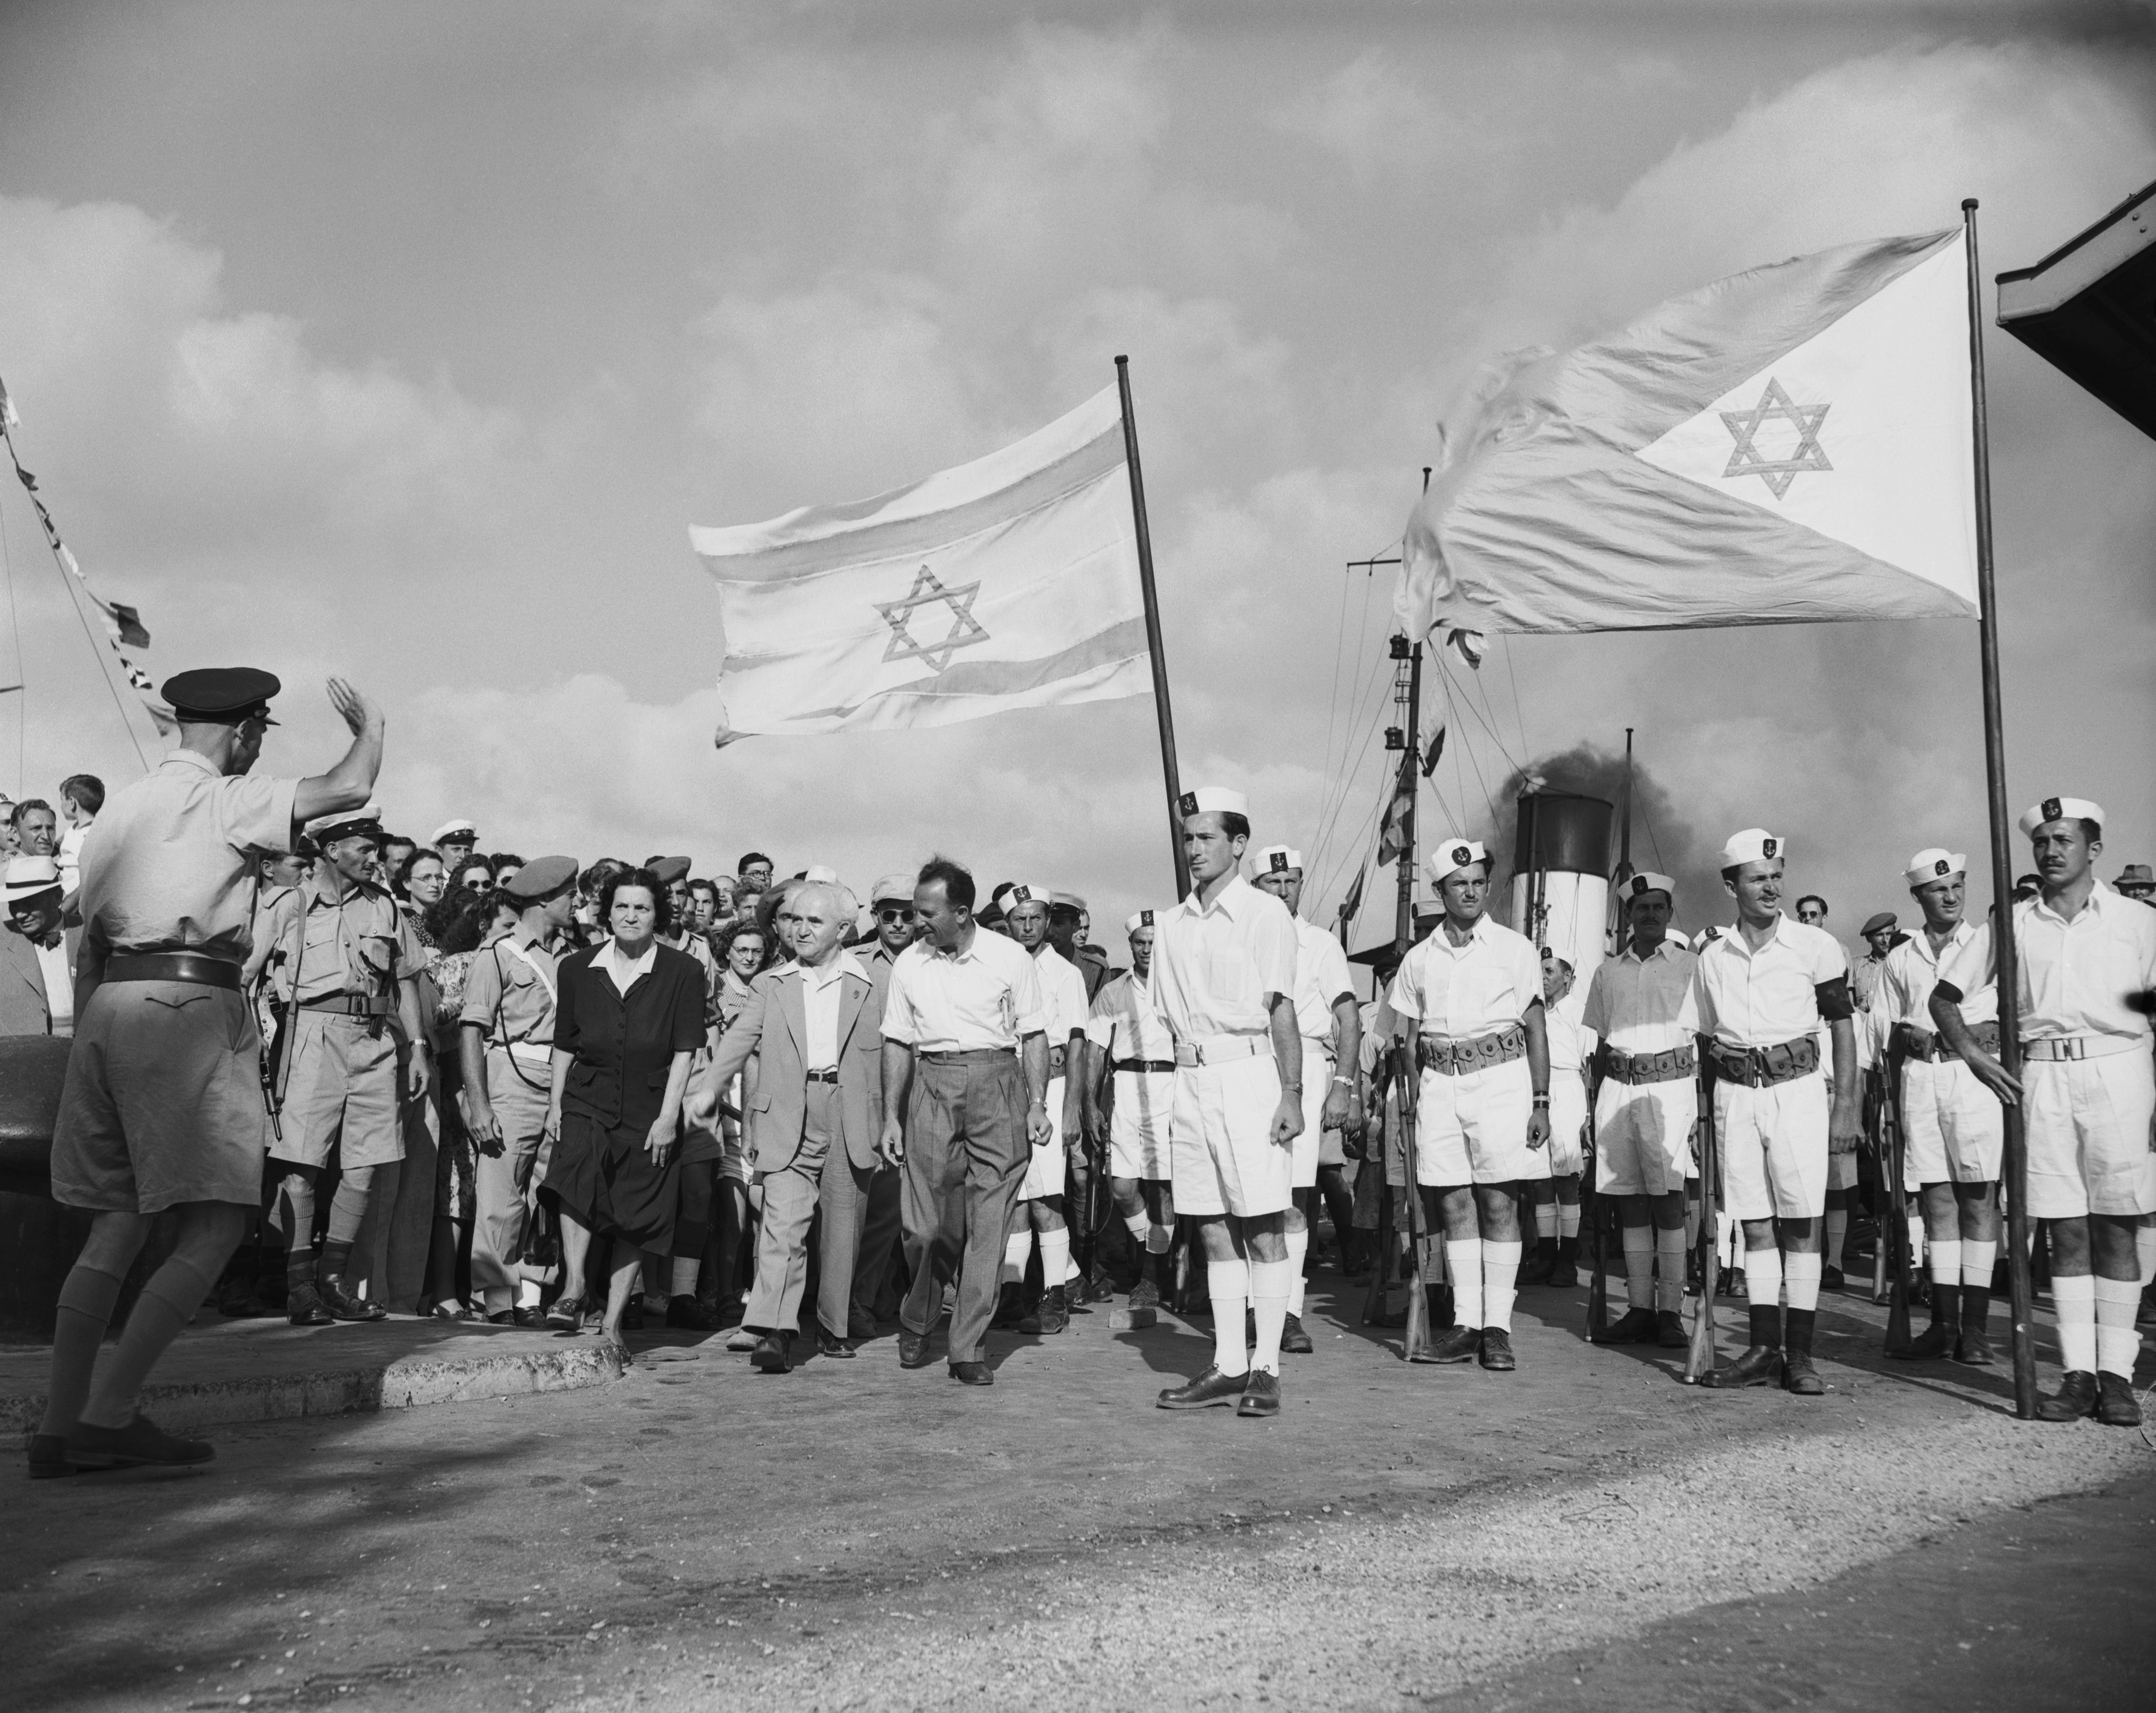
[2095,1373,2143,1428]
[1477,1328,1516,1371]
[285,1283,334,1327]
[1889,1322,1955,1360]
[1655,1309,1688,1348]
[897,1328,934,1369]
[1951,1329,1998,1366]
[750,1331,793,1374]
[1591,1306,1657,1346]
[2036,1370,2098,1422]
[1279,1312,1314,1355]
[1157,1365,1249,1409]
[1782,1354,1825,1395]
[1414,1325,1481,1365]
[948,1360,993,1386]
[1236,1370,1282,1417]
[1701,1344,1783,1389]
[318,1277,385,1323]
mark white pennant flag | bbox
[690,388,1150,744]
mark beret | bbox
[502,854,578,901]
[648,856,691,886]
[1860,911,1898,937]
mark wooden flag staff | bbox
[1115,356,1191,901]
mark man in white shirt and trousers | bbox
[1152,788,1305,1418]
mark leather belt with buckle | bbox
[102,952,243,991]
[299,994,393,1017]
[804,1068,839,1085]
[1416,1025,1526,1076]
[1113,1058,1177,1074]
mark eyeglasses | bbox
[877,907,916,923]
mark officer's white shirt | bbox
[1385,914,1543,1037]
[1087,969,1176,1063]
[1546,1001,1594,1082]
[1146,873,1298,1043]
[1938,881,2156,1045]
[793,950,864,1073]
[1032,942,1091,1051]
[1877,921,1995,1031]
[1690,916,1848,1047]
[1289,917,1355,1046]
[882,923,1047,1053]
[1580,937,1698,1053]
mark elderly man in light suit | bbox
[1,855,79,1037]
[688,881,883,1374]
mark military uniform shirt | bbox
[460,923,562,1048]
[1146,874,1298,1043]
[1938,882,2156,1045]
[1580,938,1699,1051]
[1386,915,1543,1037]
[1034,943,1092,1048]
[1087,969,1177,1064]
[1689,917,1848,1047]
[77,748,298,962]
[1289,918,1356,1045]
[264,871,422,1004]
[1877,922,1995,1032]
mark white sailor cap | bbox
[1619,871,1677,904]
[1177,787,1249,820]
[430,818,477,845]
[305,803,385,843]
[1252,845,1303,876]
[4,854,62,906]
[1719,828,1784,868]
[1904,848,1966,888]
[1426,837,1488,884]
[803,863,839,885]
[1005,883,1048,909]
[1125,909,1157,934]
[1049,891,1086,913]
[2017,796,2104,837]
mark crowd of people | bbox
[16,669,2156,1477]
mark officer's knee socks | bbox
[319,1166,375,1283]
[273,1173,319,1285]
[82,1255,217,1429]
[39,1264,126,1439]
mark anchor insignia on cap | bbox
[1177,793,1197,815]
[1139,910,1152,926]
[1452,845,1471,866]
[1269,853,1288,872]
[1935,859,1950,876]
[1762,837,1778,859]
[2041,797,2061,822]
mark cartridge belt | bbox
[1894,1021,2000,1062]
[1416,1024,1526,1077]
[1595,1043,1695,1085]
[1706,1034,1819,1088]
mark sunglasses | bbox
[877,907,916,923]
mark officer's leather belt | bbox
[299,994,393,1017]
[1706,1035,1820,1088]
[804,1068,840,1085]
[103,952,242,991]
[1113,1057,1177,1074]
[1595,1043,1695,1085]
[1174,1035,1269,1068]
[2021,1034,2141,1063]
[1895,1022,2000,1062]
[1417,1024,1526,1076]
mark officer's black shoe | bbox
[750,1331,793,1374]
[1655,1309,1689,1349]
[285,1284,334,1326]
[1236,1370,1282,1417]
[64,1412,214,1471]
[1280,1312,1314,1354]
[1516,1243,1556,1288]
[1477,1328,1516,1371]
[667,1295,717,1331]
[990,1282,1027,1329]
[1416,1325,1481,1365]
[28,1434,75,1479]
[948,1360,994,1386]
[1591,1306,1657,1346]
[1952,1329,1998,1366]
[1820,1263,1846,1292]
[511,1306,546,1329]
[847,1307,878,1342]
[317,1277,385,1322]
[1018,1285,1069,1335]
[1781,1354,1825,1395]
[897,1328,934,1369]
[815,1324,855,1359]
[2094,1373,2143,1428]
[1889,1322,1955,1360]
[1700,1345,1784,1389]
[1547,1239,1579,1289]
[1157,1365,1249,1409]
[2036,1370,2099,1422]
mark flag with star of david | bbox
[1395,228,1980,645]
[690,387,1149,742]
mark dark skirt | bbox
[545,1110,679,1252]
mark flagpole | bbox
[1962,198,2036,1422]
[1394,642,1423,956]
[1115,356,1191,899]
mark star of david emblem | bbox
[874,565,990,673]
[1720,378,1832,500]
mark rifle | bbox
[1683,1045,1719,1383]
[1866,1065,1891,1306]
[1881,1040,1915,1354]
[1584,1067,1608,1339]
[1396,1040,1438,1360]
[259,994,290,1144]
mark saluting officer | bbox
[1388,836,1551,1372]
[458,855,579,1326]
[1932,798,2156,1427]
[1691,829,1860,1396]
[1582,873,1698,1349]
[1084,910,1179,1312]
[1249,845,1360,1354]
[263,803,428,1325]
[1151,788,1303,1418]
[35,670,383,1478]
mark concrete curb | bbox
[1,1334,624,1449]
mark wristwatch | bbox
[1332,1073,1354,1086]
[1531,1093,1550,1107]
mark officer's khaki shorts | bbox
[270,1010,407,1171]
[51,982,270,1214]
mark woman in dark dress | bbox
[543,868,706,1357]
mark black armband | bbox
[1814,976,1854,1023]
[1931,980,1965,1007]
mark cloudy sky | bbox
[1,1,2151,951]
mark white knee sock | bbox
[1960,1239,1997,1289]
[1446,1239,1484,1328]
[2137,1223,2156,1287]
[1123,1211,1150,1247]
[1655,1228,1688,1312]
[1209,1257,1251,1375]
[1038,1229,1071,1294]
[2052,1274,2097,1374]
[1002,1230,1033,1287]
[1824,1207,1848,1270]
[1558,1202,1580,1240]
[2093,1277,2142,1379]
[1622,1226,1654,1310]
[1249,1259,1292,1375]
[1928,1238,1961,1292]
[1482,1239,1522,1332]
[1906,1212,1926,1270]
[1285,1229,1309,1318]
[1534,1202,1559,1238]
[1746,1244,1783,1308]
[1782,1250,1822,1312]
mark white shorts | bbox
[1293,1042,1332,1188]
[2023,1048,2156,1220]
[1542,1077,1588,1178]
[1716,1069,1828,1223]
[1108,1068,1174,1180]
[1171,1053,1293,1219]
[1414,1056,1534,1186]
[1900,1057,2004,1186]
[1594,1076,1696,1198]
[1019,1074,1068,1202]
